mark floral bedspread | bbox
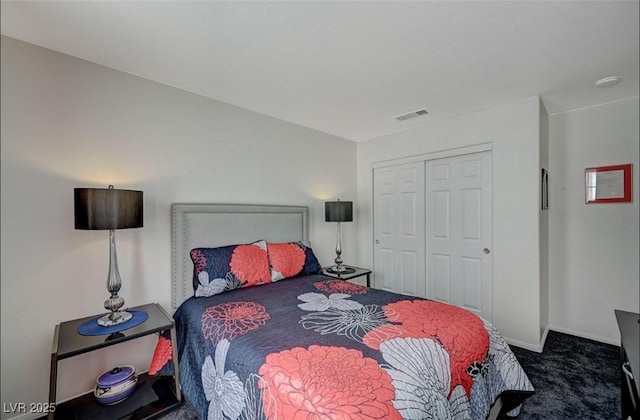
[174,274,534,420]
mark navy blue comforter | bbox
[174,274,533,419]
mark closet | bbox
[373,148,493,321]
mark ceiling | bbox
[1,1,638,142]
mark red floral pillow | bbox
[190,240,271,297]
[267,241,322,281]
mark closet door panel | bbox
[373,162,425,296]
[426,151,493,321]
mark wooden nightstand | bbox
[48,303,181,420]
[322,265,372,287]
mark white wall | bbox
[539,101,549,342]
[548,97,639,344]
[0,36,357,418]
[357,97,544,350]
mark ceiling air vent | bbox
[393,108,429,122]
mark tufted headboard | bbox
[171,203,309,308]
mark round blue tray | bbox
[77,310,149,336]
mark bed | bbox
[168,203,534,420]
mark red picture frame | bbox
[585,163,633,204]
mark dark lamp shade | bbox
[74,188,143,230]
[325,201,353,223]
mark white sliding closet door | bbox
[426,151,493,321]
[373,162,426,297]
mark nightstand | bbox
[48,303,181,420]
[322,265,372,287]
[616,309,639,420]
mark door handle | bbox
[375,240,380,245]
[483,248,491,254]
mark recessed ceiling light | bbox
[595,76,620,88]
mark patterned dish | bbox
[94,365,138,405]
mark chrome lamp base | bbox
[98,229,131,327]
[329,220,357,275]
[98,310,133,327]
[326,265,356,275]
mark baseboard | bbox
[503,322,550,352]
[540,325,550,349]
[504,322,621,353]
[504,336,544,353]
[547,324,619,346]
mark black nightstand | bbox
[48,303,181,420]
[322,265,372,287]
[616,309,640,420]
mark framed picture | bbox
[541,168,549,210]
[585,163,633,204]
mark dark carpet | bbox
[159,331,621,419]
[155,404,200,420]
[509,330,620,419]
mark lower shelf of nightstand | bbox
[41,373,180,420]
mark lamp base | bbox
[326,265,356,275]
[98,310,133,327]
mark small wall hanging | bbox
[585,163,633,204]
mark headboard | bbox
[171,203,309,308]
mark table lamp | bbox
[324,199,354,274]
[74,185,143,326]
